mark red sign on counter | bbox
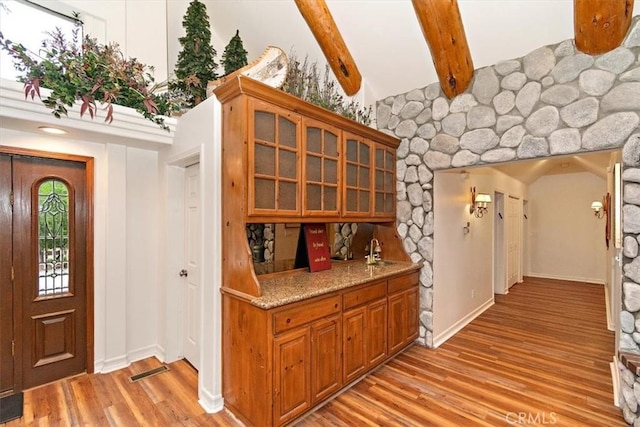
[302,224,331,272]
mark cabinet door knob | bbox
[179,269,188,277]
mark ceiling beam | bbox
[412,0,474,99]
[574,0,634,55]
[294,0,362,96]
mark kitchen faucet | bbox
[366,238,381,265]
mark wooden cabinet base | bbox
[222,269,419,427]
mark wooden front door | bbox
[0,151,92,391]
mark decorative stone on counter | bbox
[249,261,422,309]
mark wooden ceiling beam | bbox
[412,0,474,99]
[574,0,634,55]
[294,0,362,96]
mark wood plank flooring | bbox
[2,277,623,426]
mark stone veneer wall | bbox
[377,17,640,421]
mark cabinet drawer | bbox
[388,271,419,294]
[274,295,341,334]
[343,281,387,310]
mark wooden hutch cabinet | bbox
[214,76,420,426]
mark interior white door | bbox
[507,196,520,288]
[183,163,201,369]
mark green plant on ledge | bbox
[281,51,372,126]
[0,23,185,131]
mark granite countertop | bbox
[249,260,422,309]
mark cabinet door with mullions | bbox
[373,144,396,217]
[303,118,341,216]
[249,99,301,216]
[342,132,372,217]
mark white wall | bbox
[433,168,526,346]
[157,96,223,413]
[528,172,607,283]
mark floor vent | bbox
[0,391,23,423]
[129,365,170,383]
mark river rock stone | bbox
[395,120,418,138]
[595,47,635,74]
[624,205,640,233]
[624,168,640,183]
[517,135,549,158]
[430,134,459,154]
[551,54,594,83]
[377,103,392,128]
[583,113,640,150]
[523,46,555,80]
[409,224,422,243]
[388,116,400,129]
[442,113,467,137]
[406,88,426,101]
[432,97,450,120]
[391,95,407,115]
[472,67,500,104]
[525,105,559,136]
[500,125,526,147]
[549,128,581,154]
[624,281,640,311]
[540,85,580,106]
[496,115,524,133]
[410,137,429,155]
[624,134,640,167]
[625,236,640,258]
[400,101,425,120]
[415,108,432,125]
[579,69,616,96]
[417,123,437,139]
[397,181,406,200]
[515,81,541,117]
[449,94,478,113]
[621,67,640,83]
[626,183,640,205]
[460,129,499,153]
[397,200,412,222]
[501,72,527,91]
[452,150,480,167]
[423,151,452,170]
[493,90,516,115]
[404,166,419,183]
[396,160,407,181]
[560,97,599,128]
[494,59,521,75]
[601,83,640,112]
[622,311,636,333]
[424,83,441,100]
[481,148,516,163]
[418,236,434,262]
[418,164,433,184]
[467,106,496,130]
[554,39,575,56]
[412,206,425,228]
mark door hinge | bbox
[9,191,13,207]
[11,266,14,282]
[11,340,14,357]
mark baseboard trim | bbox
[0,391,23,423]
[433,298,494,348]
[100,355,128,374]
[198,387,224,413]
[612,356,620,407]
[526,273,604,285]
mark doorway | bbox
[182,163,201,369]
[0,148,93,392]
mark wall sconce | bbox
[470,186,491,218]
[591,195,609,219]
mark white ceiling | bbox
[207,1,640,103]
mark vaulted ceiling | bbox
[207,1,640,103]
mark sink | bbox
[367,260,394,267]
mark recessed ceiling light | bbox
[38,126,67,135]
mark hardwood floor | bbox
[2,277,623,426]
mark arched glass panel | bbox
[38,179,70,296]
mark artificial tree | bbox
[221,30,248,75]
[172,0,217,107]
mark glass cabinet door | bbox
[373,144,396,217]
[249,99,301,216]
[303,119,341,216]
[342,132,372,217]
